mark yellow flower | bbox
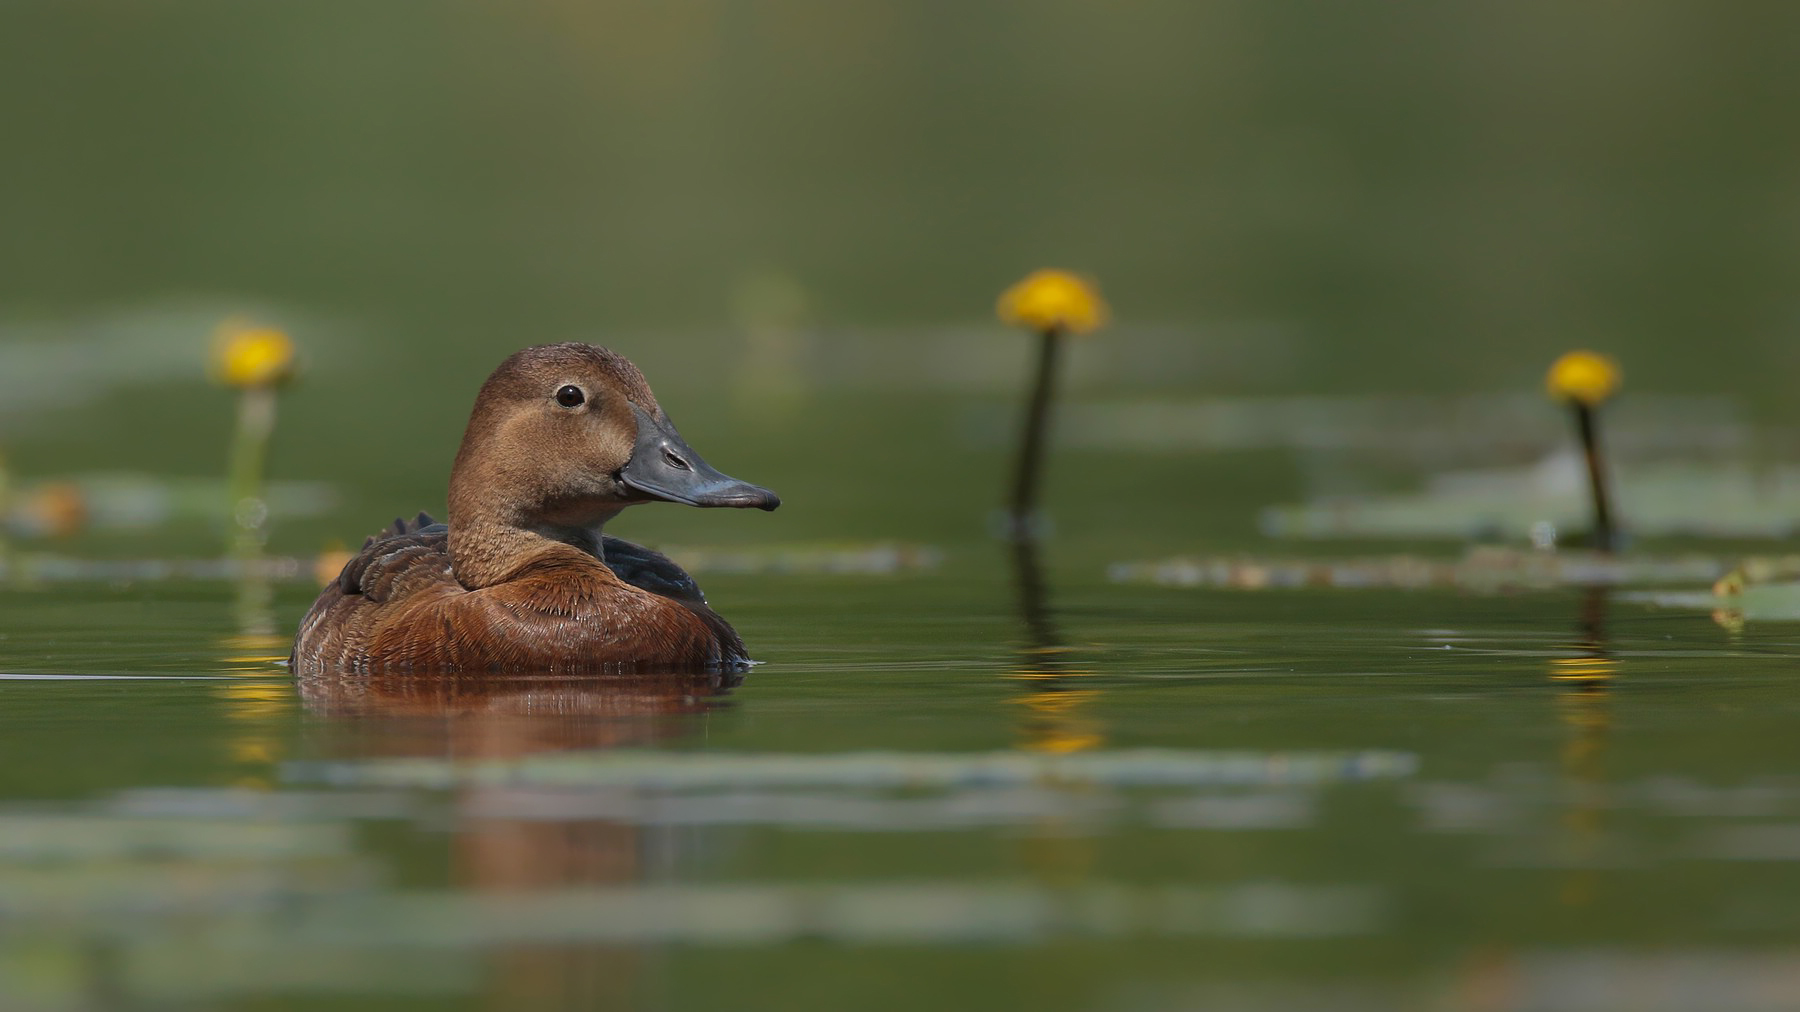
[996,269,1108,335]
[213,322,297,388]
[1545,350,1620,407]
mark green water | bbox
[4,566,1799,1010]
[5,2,1800,1009]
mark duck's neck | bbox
[447,495,623,589]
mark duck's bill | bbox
[620,406,781,511]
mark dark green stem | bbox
[1010,534,1059,657]
[1574,403,1617,553]
[1007,328,1063,539]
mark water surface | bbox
[3,564,1797,1011]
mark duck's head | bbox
[448,343,779,538]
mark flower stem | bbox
[1573,402,1617,553]
[228,386,278,560]
[1007,327,1063,539]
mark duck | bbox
[290,342,779,674]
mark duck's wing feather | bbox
[592,537,742,664]
[294,513,459,672]
[336,512,453,602]
[599,535,708,607]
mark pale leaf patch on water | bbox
[1701,823,1800,861]
[1114,950,1800,1012]
[0,541,940,584]
[658,541,942,575]
[0,815,350,862]
[451,785,1323,833]
[165,881,1382,948]
[1111,547,1800,592]
[1623,570,1800,624]
[4,472,338,540]
[1025,392,1743,458]
[1263,458,1800,542]
[1405,771,1800,872]
[282,747,1420,792]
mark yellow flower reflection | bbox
[1553,676,1611,909]
[1010,674,1104,884]
[1013,688,1105,754]
[219,680,292,720]
[1546,655,1619,683]
[996,269,1108,335]
[1545,350,1620,407]
[217,680,294,789]
[212,320,298,389]
[219,631,289,670]
[1557,685,1611,765]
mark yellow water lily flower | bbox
[996,269,1108,335]
[1545,350,1620,407]
[213,323,297,388]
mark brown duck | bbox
[291,343,779,674]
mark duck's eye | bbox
[555,385,586,408]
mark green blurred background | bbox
[2,1,1797,559]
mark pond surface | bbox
[3,560,1798,1011]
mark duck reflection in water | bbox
[297,669,738,1010]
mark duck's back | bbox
[291,515,746,674]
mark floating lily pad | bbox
[0,541,941,584]
[1045,392,1742,457]
[1110,548,1800,592]
[5,472,339,538]
[659,542,942,575]
[1626,580,1800,623]
[282,748,1419,792]
[0,554,307,584]
[1261,458,1800,542]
